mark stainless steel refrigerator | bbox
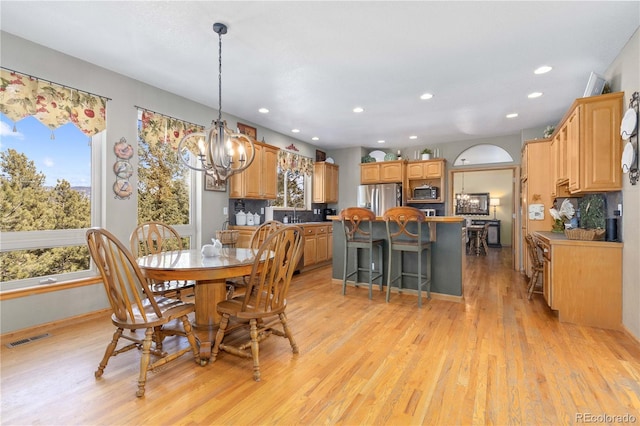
[357,184,402,216]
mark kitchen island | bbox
[329,216,465,301]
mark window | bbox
[276,170,308,208]
[0,69,107,290]
[274,151,314,209]
[0,114,103,290]
[136,109,202,244]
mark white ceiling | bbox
[1,1,638,151]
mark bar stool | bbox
[339,207,384,299]
[383,206,431,307]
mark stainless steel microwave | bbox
[413,185,438,200]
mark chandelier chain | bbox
[218,28,222,125]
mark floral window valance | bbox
[278,150,314,176]
[0,68,107,137]
[138,109,204,152]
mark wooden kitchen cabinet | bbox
[521,140,553,275]
[313,162,339,203]
[406,159,443,179]
[565,92,623,194]
[534,232,622,330]
[360,160,404,184]
[301,223,332,270]
[406,159,445,203]
[229,140,279,199]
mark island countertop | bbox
[327,215,464,223]
[329,216,464,300]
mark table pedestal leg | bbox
[193,279,227,362]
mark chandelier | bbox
[456,158,470,205]
[178,22,255,181]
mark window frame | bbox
[0,132,105,291]
[274,170,312,211]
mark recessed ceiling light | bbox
[528,92,543,98]
[377,140,385,144]
[409,135,418,139]
[353,107,364,113]
[258,107,269,114]
[291,129,300,133]
[311,137,319,141]
[420,93,433,100]
[534,66,552,74]
[506,113,518,118]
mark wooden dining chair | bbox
[130,222,195,300]
[525,234,544,299]
[86,227,200,397]
[227,220,285,299]
[211,225,304,381]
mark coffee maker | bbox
[322,208,336,221]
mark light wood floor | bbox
[2,249,639,425]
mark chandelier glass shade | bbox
[177,22,255,181]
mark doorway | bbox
[448,166,520,270]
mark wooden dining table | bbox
[137,247,265,362]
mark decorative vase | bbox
[551,219,564,233]
[422,153,431,160]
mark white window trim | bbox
[275,172,312,210]
[0,132,105,291]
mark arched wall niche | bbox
[453,144,514,166]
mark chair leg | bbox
[249,319,261,382]
[279,312,298,354]
[378,243,384,292]
[180,315,201,365]
[417,249,422,308]
[386,247,393,302]
[527,270,540,300]
[136,328,153,398]
[211,314,230,362]
[95,327,122,378]
[482,238,489,255]
[368,246,374,299]
[342,244,348,295]
[426,247,432,300]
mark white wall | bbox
[604,27,640,339]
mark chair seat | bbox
[389,240,431,251]
[112,297,195,329]
[217,296,287,320]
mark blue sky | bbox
[0,113,92,187]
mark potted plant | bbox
[421,148,433,160]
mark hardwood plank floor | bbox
[1,249,639,425]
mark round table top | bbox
[137,248,261,275]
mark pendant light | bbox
[456,159,470,205]
[177,22,255,181]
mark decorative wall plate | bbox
[620,108,637,140]
[113,160,133,178]
[113,179,133,199]
[114,138,134,159]
[368,150,385,162]
[621,141,635,173]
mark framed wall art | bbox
[237,122,257,140]
[205,172,227,192]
